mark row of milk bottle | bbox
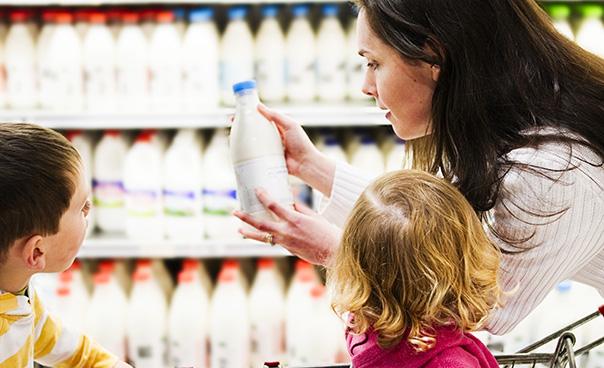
[39,258,349,368]
[474,280,604,368]
[0,4,368,111]
[67,126,405,241]
[546,4,604,57]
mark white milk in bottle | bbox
[255,5,286,102]
[93,130,128,233]
[576,5,604,58]
[182,8,220,110]
[350,132,385,179]
[182,258,213,299]
[249,258,285,366]
[203,128,241,240]
[5,10,37,109]
[83,11,116,111]
[140,8,157,40]
[210,268,250,368]
[316,4,347,102]
[313,130,348,211]
[547,4,575,41]
[385,136,407,171]
[149,10,183,110]
[346,8,367,101]
[127,267,168,368]
[65,130,95,235]
[86,271,128,360]
[37,10,57,109]
[230,80,294,223]
[106,9,123,40]
[47,11,84,111]
[168,269,209,368]
[116,11,149,111]
[220,7,254,106]
[163,128,204,240]
[172,8,187,38]
[285,5,316,103]
[74,10,91,40]
[123,130,164,240]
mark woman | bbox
[233,0,604,336]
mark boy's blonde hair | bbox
[0,123,82,263]
[327,169,501,351]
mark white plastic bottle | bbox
[140,8,157,40]
[93,130,129,233]
[74,10,91,40]
[86,271,128,360]
[385,136,407,171]
[65,130,94,235]
[182,8,220,110]
[203,128,241,240]
[313,131,348,211]
[47,11,84,111]
[5,10,37,109]
[255,5,286,102]
[116,11,149,111]
[54,268,88,332]
[127,266,168,368]
[37,10,57,110]
[220,6,254,106]
[346,8,367,101]
[285,5,316,103]
[576,5,604,58]
[163,128,204,240]
[316,4,347,102]
[547,4,575,41]
[168,269,209,368]
[149,10,183,110]
[249,258,285,366]
[123,130,164,240]
[182,258,213,299]
[83,11,116,111]
[210,268,251,368]
[230,80,295,223]
[350,132,385,179]
[106,9,123,40]
[172,8,187,38]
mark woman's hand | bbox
[258,103,336,197]
[233,187,340,266]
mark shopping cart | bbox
[265,305,604,368]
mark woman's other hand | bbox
[233,187,340,266]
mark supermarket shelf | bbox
[0,103,387,129]
[79,234,292,258]
[0,0,347,4]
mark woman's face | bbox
[357,10,438,140]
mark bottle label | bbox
[164,189,198,217]
[85,67,115,101]
[184,67,215,98]
[234,155,294,214]
[150,67,181,97]
[93,180,125,208]
[202,188,237,216]
[169,339,206,367]
[125,188,161,217]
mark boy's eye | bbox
[82,200,92,213]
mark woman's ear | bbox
[431,64,441,82]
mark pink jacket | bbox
[347,324,499,368]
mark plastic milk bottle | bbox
[37,10,57,109]
[576,5,604,58]
[346,8,368,100]
[220,7,254,106]
[149,10,183,110]
[93,130,128,233]
[47,11,84,110]
[163,128,204,240]
[5,10,37,109]
[316,4,347,102]
[183,8,220,110]
[255,5,286,102]
[350,132,385,178]
[116,11,149,111]
[285,5,317,103]
[74,10,91,40]
[83,11,117,111]
[230,80,294,223]
[547,4,575,41]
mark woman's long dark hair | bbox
[353,0,604,247]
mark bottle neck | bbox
[235,89,260,110]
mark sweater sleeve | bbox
[32,291,119,368]
[319,161,374,226]
[484,142,604,335]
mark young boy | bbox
[0,123,131,368]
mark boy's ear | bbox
[22,235,46,271]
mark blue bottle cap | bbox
[233,80,258,93]
[228,6,247,20]
[262,5,278,18]
[292,4,309,17]
[556,280,572,293]
[172,8,187,21]
[322,4,339,17]
[189,8,214,22]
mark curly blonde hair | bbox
[327,169,502,351]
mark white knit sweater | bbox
[320,139,604,335]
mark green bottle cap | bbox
[578,4,603,19]
[548,4,571,19]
